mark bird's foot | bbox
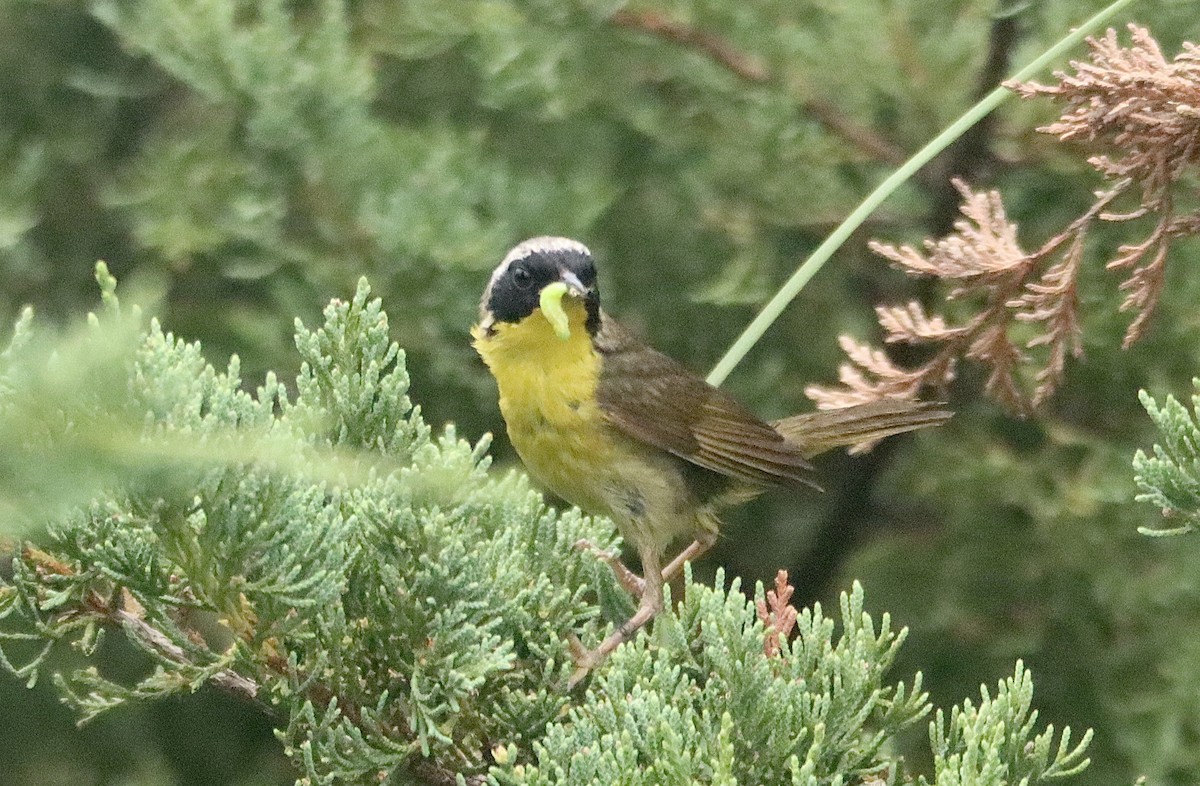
[566,633,603,688]
[573,539,646,597]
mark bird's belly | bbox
[502,394,617,515]
[500,391,698,553]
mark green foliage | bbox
[6,1,1200,784]
[1132,384,1200,536]
[504,578,929,786]
[846,404,1200,785]
[0,273,619,782]
[0,279,1087,784]
[926,663,1091,786]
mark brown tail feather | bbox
[772,399,951,459]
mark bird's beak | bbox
[559,270,587,298]
[539,270,589,341]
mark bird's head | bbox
[477,236,600,341]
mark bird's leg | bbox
[568,545,663,687]
[576,529,719,599]
[573,538,646,597]
[660,530,718,584]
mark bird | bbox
[471,236,950,684]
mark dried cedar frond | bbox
[806,335,950,410]
[876,301,963,344]
[872,185,1028,282]
[812,26,1200,415]
[808,180,1072,415]
[1010,232,1084,405]
[1009,25,1200,204]
[1009,24,1200,347]
[756,570,798,658]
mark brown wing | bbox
[593,316,818,490]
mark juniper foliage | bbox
[1133,383,1200,537]
[0,270,619,782]
[8,1,1198,783]
[0,275,1088,785]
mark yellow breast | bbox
[472,301,619,515]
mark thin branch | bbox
[609,9,768,82]
[112,605,260,698]
[803,97,908,164]
[608,9,906,164]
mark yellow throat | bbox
[472,298,616,514]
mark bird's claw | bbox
[573,539,646,597]
[566,633,601,688]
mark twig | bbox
[804,97,908,164]
[608,9,906,164]
[111,604,261,698]
[610,9,767,82]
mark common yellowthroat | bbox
[472,237,949,683]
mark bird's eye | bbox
[512,266,533,289]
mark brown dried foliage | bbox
[755,569,798,658]
[809,25,1200,415]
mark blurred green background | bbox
[3,0,1200,783]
